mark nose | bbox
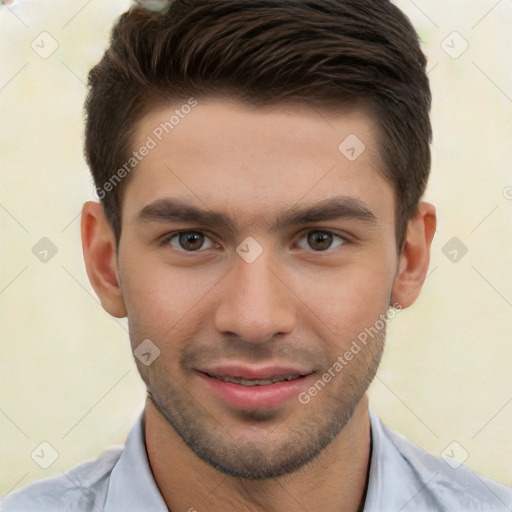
[214,249,297,344]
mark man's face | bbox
[117,99,399,478]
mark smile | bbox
[198,370,311,409]
[204,373,303,386]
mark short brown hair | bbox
[85,0,432,250]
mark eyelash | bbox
[159,230,347,253]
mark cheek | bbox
[120,258,219,344]
[294,261,393,344]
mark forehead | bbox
[122,98,393,227]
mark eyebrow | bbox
[135,195,379,232]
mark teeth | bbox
[210,374,301,386]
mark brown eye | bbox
[163,231,218,252]
[297,230,345,252]
[178,231,205,251]
[308,231,332,251]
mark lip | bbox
[197,363,311,380]
[196,363,313,410]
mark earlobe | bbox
[391,202,436,309]
[81,201,127,318]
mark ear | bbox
[391,202,436,309]
[81,201,127,318]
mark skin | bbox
[81,98,436,512]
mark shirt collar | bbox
[103,408,168,512]
[364,407,438,511]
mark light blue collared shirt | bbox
[2,407,511,511]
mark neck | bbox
[145,395,371,512]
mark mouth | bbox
[202,372,304,387]
[196,365,313,409]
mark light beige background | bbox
[1,0,511,497]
